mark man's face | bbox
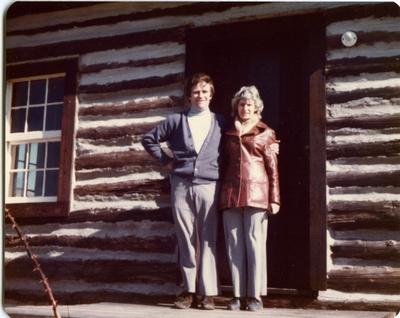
[189,81,213,111]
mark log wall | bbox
[324,4,400,301]
[4,1,400,308]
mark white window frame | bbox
[5,73,65,204]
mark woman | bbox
[220,86,280,311]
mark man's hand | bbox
[165,161,174,172]
[270,203,280,214]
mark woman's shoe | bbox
[247,298,263,311]
[227,297,240,310]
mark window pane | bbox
[45,104,63,131]
[45,170,59,196]
[47,142,60,168]
[11,144,27,169]
[27,106,44,131]
[48,77,64,103]
[29,79,46,105]
[26,170,44,197]
[11,108,26,133]
[11,171,25,197]
[28,143,45,169]
[12,82,28,107]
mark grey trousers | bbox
[223,207,268,300]
[170,175,220,296]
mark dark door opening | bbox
[186,14,326,293]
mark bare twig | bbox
[5,208,61,318]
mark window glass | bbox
[28,143,45,170]
[46,104,63,131]
[45,170,59,196]
[11,108,26,133]
[47,142,60,168]
[29,79,46,105]
[12,82,28,107]
[26,170,44,197]
[27,106,44,131]
[12,144,27,169]
[48,77,64,103]
[11,171,25,197]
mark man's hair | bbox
[185,73,215,97]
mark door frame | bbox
[185,13,327,292]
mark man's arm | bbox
[141,116,174,166]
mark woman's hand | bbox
[270,203,280,214]
[270,141,280,155]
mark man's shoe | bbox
[200,296,215,310]
[174,292,193,309]
[247,298,263,312]
[227,297,240,310]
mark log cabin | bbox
[4,1,400,312]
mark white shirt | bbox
[187,107,212,154]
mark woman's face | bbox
[237,98,256,122]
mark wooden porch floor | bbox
[5,302,397,318]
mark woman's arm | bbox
[263,129,281,213]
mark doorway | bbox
[186,14,326,293]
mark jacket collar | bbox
[226,120,268,136]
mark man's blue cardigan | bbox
[141,110,226,184]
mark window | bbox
[5,59,77,218]
[7,75,64,203]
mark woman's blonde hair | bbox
[231,85,264,118]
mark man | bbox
[141,73,225,310]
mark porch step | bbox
[5,302,397,318]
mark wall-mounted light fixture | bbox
[341,31,357,47]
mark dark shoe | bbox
[227,297,240,310]
[174,292,193,309]
[239,297,248,310]
[247,297,263,311]
[199,296,215,310]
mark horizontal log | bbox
[79,96,183,117]
[79,81,183,105]
[327,115,400,129]
[328,267,400,294]
[76,122,158,140]
[327,87,400,105]
[6,268,176,287]
[7,2,254,36]
[4,276,179,304]
[74,179,170,196]
[328,210,400,231]
[6,234,175,253]
[75,150,159,170]
[326,57,400,77]
[328,31,400,51]
[325,2,400,24]
[331,240,400,260]
[326,55,400,70]
[5,289,176,306]
[330,156,400,166]
[76,136,144,157]
[76,165,165,181]
[328,198,400,213]
[327,140,400,159]
[10,207,173,226]
[7,2,99,18]
[6,26,185,64]
[327,170,400,187]
[79,73,185,95]
[81,53,185,74]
